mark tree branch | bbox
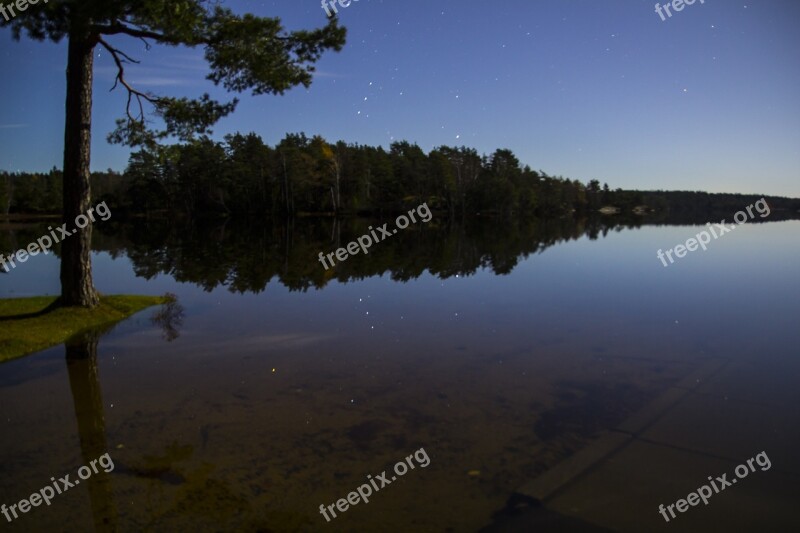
[92,21,187,45]
[98,37,162,123]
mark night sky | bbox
[1,0,799,196]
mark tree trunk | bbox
[281,152,290,214]
[60,28,100,308]
[3,175,12,215]
[333,152,341,212]
[365,167,371,201]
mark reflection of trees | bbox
[65,327,118,531]
[90,216,644,295]
[150,294,185,342]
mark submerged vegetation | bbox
[0,295,170,363]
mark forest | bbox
[2,133,799,219]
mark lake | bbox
[1,216,798,531]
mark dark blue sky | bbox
[1,0,799,196]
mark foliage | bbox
[1,1,346,149]
[3,136,800,218]
[85,216,621,295]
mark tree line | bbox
[2,135,799,219]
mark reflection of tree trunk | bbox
[66,328,118,531]
[60,25,100,308]
[3,226,18,257]
[283,217,293,272]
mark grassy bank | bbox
[0,295,169,364]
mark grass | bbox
[0,295,170,364]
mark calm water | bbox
[1,217,798,531]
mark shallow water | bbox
[1,217,798,531]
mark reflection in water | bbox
[92,215,641,293]
[150,294,185,342]
[2,216,797,530]
[4,212,794,293]
[65,327,118,531]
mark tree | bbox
[275,133,314,214]
[389,141,428,206]
[586,179,602,211]
[427,148,457,214]
[1,173,13,215]
[310,135,342,212]
[2,1,345,307]
[224,133,274,213]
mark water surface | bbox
[1,217,798,531]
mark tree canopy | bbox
[1,0,346,306]
[4,136,797,220]
[2,1,346,147]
